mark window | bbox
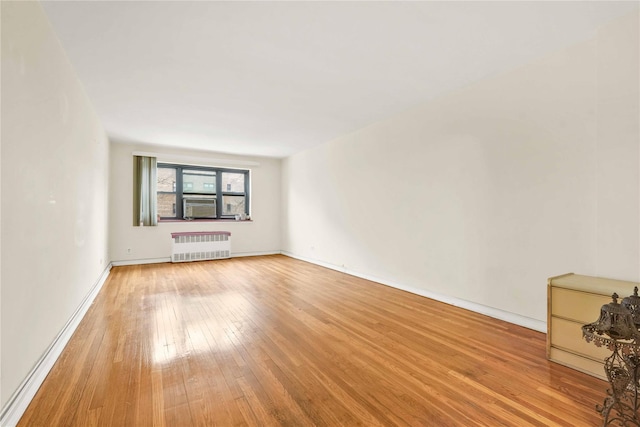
[157,167,177,218]
[156,163,250,220]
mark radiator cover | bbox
[171,231,231,262]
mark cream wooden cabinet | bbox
[547,273,639,380]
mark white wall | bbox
[1,1,110,409]
[595,12,640,281]
[110,142,281,263]
[282,11,639,325]
[0,0,3,407]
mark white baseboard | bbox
[111,257,171,266]
[0,263,113,427]
[281,251,546,333]
[111,251,282,266]
[231,250,282,258]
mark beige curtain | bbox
[133,156,158,226]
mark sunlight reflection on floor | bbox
[151,291,252,365]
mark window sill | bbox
[159,219,253,223]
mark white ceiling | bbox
[41,1,638,158]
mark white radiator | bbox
[171,231,231,262]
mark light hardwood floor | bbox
[19,255,606,426]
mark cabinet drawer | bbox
[548,347,606,381]
[550,287,611,323]
[550,317,611,362]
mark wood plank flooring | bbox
[18,255,606,426]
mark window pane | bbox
[157,167,177,218]
[157,167,176,192]
[183,169,216,194]
[222,172,244,193]
[222,195,245,215]
[157,193,177,217]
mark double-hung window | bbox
[157,163,250,220]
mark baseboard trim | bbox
[281,251,546,333]
[231,250,282,258]
[0,263,113,427]
[111,257,171,266]
[112,252,282,266]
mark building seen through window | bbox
[156,164,249,219]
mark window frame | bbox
[157,163,250,220]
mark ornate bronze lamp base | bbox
[583,290,640,426]
[595,347,640,426]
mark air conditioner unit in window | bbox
[183,197,216,219]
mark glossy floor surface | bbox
[19,255,606,426]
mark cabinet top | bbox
[549,273,639,296]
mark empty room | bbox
[2,1,639,426]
